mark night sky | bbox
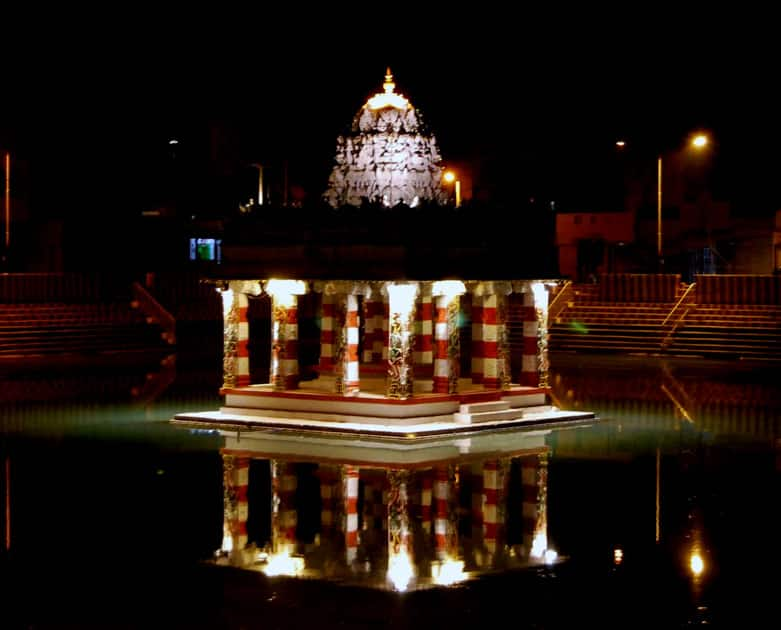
[2,16,779,220]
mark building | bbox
[173,72,595,582]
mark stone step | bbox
[454,408,525,424]
[502,391,547,408]
[458,400,510,414]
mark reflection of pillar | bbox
[433,295,461,393]
[344,465,360,564]
[318,465,339,539]
[387,469,412,559]
[471,295,484,383]
[222,455,249,558]
[521,291,539,387]
[520,455,539,557]
[278,462,297,552]
[363,477,376,532]
[236,293,250,386]
[386,284,417,399]
[482,460,501,555]
[319,293,334,373]
[221,289,239,389]
[271,296,299,390]
[433,466,450,557]
[420,471,432,535]
[533,454,548,558]
[471,463,484,550]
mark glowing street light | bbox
[656,132,710,269]
[443,170,461,207]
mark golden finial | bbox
[366,67,410,110]
[383,67,395,94]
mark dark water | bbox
[1,355,779,628]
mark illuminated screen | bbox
[189,238,222,263]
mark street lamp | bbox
[657,133,709,269]
[443,170,461,207]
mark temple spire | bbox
[384,67,395,94]
[366,68,409,111]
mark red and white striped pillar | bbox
[271,296,299,390]
[222,455,249,560]
[520,290,539,386]
[319,293,335,374]
[344,465,360,564]
[482,295,500,389]
[482,460,501,555]
[420,471,432,535]
[236,293,250,386]
[343,294,360,393]
[432,282,465,394]
[433,295,460,393]
[471,294,484,384]
[433,466,450,558]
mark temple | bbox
[172,72,596,585]
[175,70,593,435]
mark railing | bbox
[547,280,573,323]
[661,282,696,327]
[131,282,176,344]
[0,272,116,303]
[660,307,690,350]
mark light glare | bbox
[387,551,415,591]
[689,552,705,577]
[263,550,305,577]
[431,558,466,585]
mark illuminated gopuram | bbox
[325,69,446,208]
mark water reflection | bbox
[214,426,565,590]
[0,355,779,626]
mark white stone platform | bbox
[172,380,595,439]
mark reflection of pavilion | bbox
[213,425,581,590]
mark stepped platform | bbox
[173,379,595,439]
